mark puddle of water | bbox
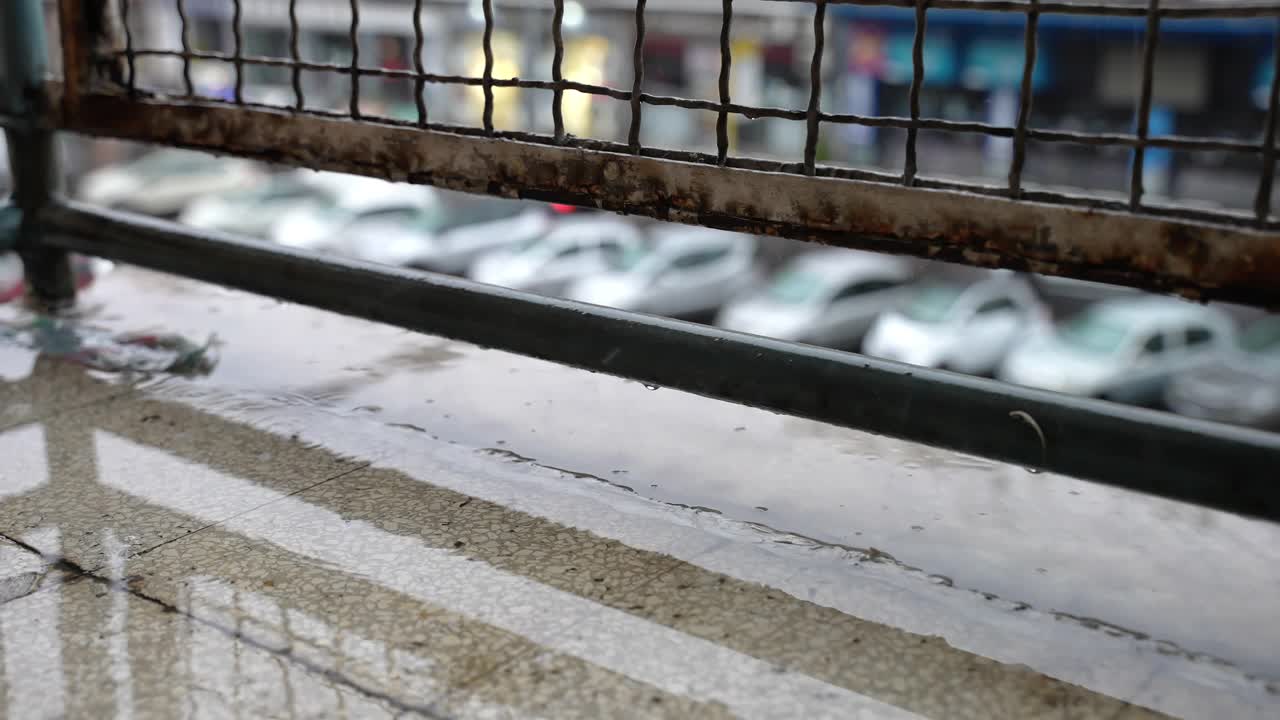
[1,315,215,377]
[22,266,1280,688]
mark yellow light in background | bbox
[466,32,523,129]
[729,39,762,153]
[562,36,609,137]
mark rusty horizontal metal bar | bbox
[23,82,1268,231]
[39,199,1280,523]
[51,92,1280,308]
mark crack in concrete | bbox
[100,572,450,720]
[0,464,460,718]
[123,460,373,566]
[0,571,41,604]
[0,529,449,719]
[0,531,83,574]
[472,442,1278,691]
[0,531,88,607]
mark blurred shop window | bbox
[743,44,805,158]
[464,32,524,130]
[562,37,610,137]
[245,28,290,87]
[1098,45,1207,112]
[314,32,354,67]
[761,44,802,107]
[639,36,694,149]
[372,35,413,111]
[960,35,1053,177]
[643,36,688,92]
[308,32,355,111]
[191,18,224,52]
[725,39,763,154]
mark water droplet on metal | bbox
[643,383,659,391]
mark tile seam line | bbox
[5,467,459,718]
[89,569,448,719]
[0,531,48,559]
[2,460,371,584]
[0,530,93,607]
[110,460,375,569]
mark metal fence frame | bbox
[44,0,1280,307]
[4,0,1280,523]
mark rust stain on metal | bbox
[53,91,1280,309]
[59,0,125,110]
[57,0,87,116]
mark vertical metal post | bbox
[3,0,76,308]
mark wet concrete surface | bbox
[1,267,1278,718]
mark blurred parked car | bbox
[468,217,644,296]
[340,191,551,271]
[78,149,263,217]
[1165,315,1280,428]
[268,176,436,252]
[999,297,1235,405]
[179,170,341,238]
[864,272,1049,375]
[717,250,914,347]
[1031,273,1139,317]
[566,227,758,319]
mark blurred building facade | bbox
[96,1,1280,212]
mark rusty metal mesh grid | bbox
[87,0,1280,230]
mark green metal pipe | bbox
[2,0,75,307]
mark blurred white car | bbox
[78,148,263,217]
[566,227,758,318]
[1165,315,1280,428]
[268,175,436,252]
[341,192,551,271]
[999,297,1235,405]
[179,170,339,238]
[716,250,915,347]
[864,272,1049,375]
[468,217,644,296]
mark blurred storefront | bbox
[80,1,1280,211]
[830,5,1275,208]
[168,0,806,149]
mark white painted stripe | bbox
[98,430,922,719]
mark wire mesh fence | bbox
[87,0,1280,229]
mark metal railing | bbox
[3,0,1280,522]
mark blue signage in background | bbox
[882,32,957,86]
[1141,106,1176,197]
[1255,53,1275,109]
[832,4,1275,39]
[876,33,1053,92]
[962,38,1052,92]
